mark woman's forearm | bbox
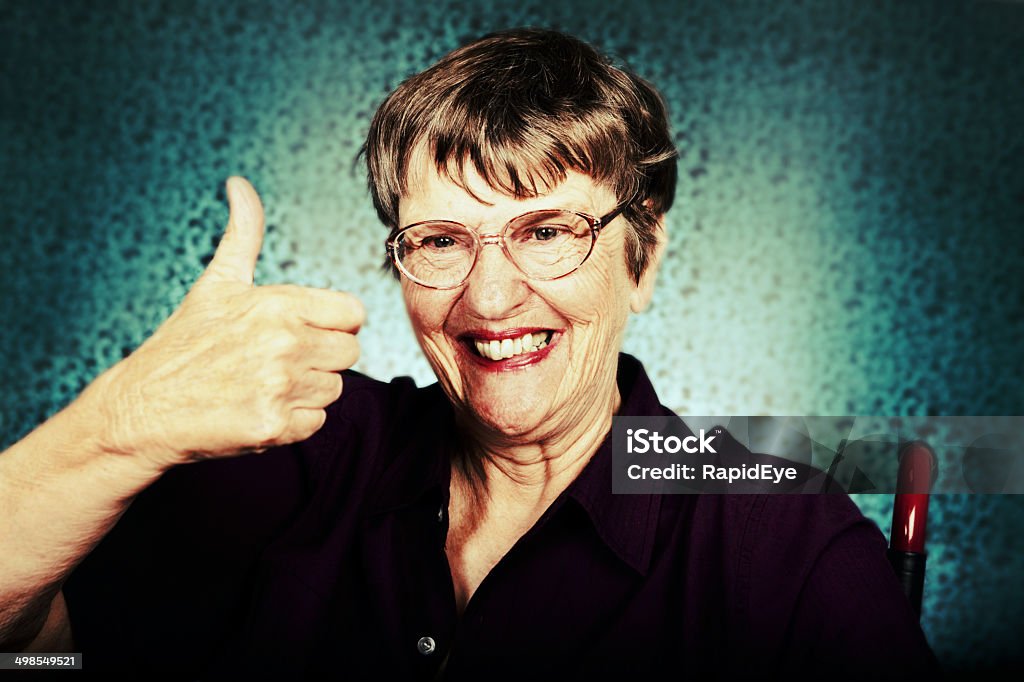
[0,177,362,650]
[0,369,164,649]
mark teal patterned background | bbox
[2,0,1022,672]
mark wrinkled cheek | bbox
[546,283,631,407]
[401,286,463,391]
[549,271,631,345]
[401,284,428,329]
[402,285,448,339]
[421,333,464,397]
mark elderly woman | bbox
[0,28,934,679]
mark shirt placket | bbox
[399,494,458,680]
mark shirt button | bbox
[417,636,437,655]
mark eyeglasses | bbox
[385,202,630,290]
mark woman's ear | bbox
[629,215,667,313]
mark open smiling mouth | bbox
[463,330,556,361]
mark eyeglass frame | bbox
[384,199,633,290]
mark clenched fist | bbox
[92,177,364,471]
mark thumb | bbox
[203,176,265,285]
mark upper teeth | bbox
[474,332,550,360]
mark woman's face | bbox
[398,159,660,441]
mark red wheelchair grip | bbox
[887,441,933,616]
[890,441,933,553]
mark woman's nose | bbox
[460,239,530,320]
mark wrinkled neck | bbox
[452,379,621,514]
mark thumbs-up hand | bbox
[90,177,364,472]
[200,176,267,286]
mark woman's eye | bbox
[531,226,564,241]
[423,234,457,249]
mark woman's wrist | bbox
[54,363,175,485]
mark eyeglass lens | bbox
[393,210,595,288]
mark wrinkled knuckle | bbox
[288,411,323,443]
[316,409,328,431]
[265,327,301,357]
[345,336,362,365]
[256,290,293,318]
[346,294,367,327]
[355,302,368,328]
[265,367,295,399]
[255,410,290,445]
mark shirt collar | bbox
[367,353,669,576]
[561,353,667,576]
[366,380,454,517]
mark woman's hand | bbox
[89,177,365,471]
[0,177,364,650]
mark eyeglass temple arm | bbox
[595,194,637,229]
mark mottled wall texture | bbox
[2,0,1022,672]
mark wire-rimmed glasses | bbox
[385,202,630,290]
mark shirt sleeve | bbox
[61,370,404,676]
[63,445,309,675]
[786,519,940,676]
[738,493,939,676]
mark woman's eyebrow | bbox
[399,190,601,226]
[444,203,598,226]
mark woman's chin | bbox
[464,396,551,441]
[454,346,568,440]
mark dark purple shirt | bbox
[64,354,937,679]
